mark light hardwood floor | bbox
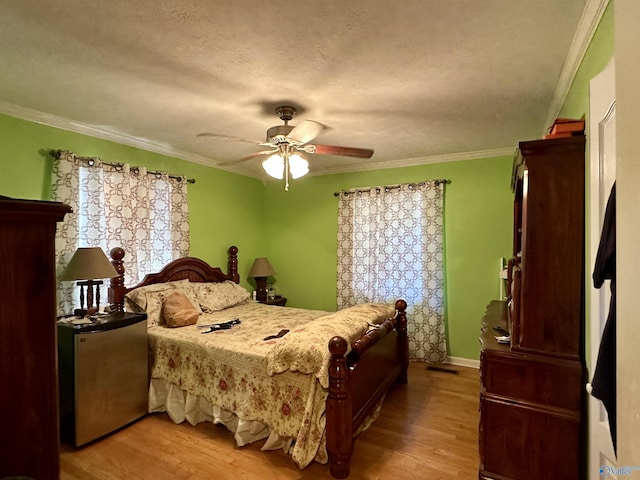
[60,362,480,480]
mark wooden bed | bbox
[108,245,408,478]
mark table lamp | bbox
[248,257,276,303]
[60,247,119,315]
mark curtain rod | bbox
[51,150,196,184]
[333,179,450,197]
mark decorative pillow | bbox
[191,281,251,313]
[162,292,199,327]
[125,280,201,326]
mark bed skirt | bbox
[148,377,384,468]
[149,378,299,453]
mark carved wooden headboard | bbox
[108,245,239,312]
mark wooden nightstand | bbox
[265,296,287,306]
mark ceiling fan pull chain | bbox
[284,149,291,191]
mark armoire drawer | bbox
[480,350,583,412]
[479,395,581,480]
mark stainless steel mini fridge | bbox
[58,312,148,446]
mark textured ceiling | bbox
[0,0,592,180]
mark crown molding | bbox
[1,100,515,178]
[310,146,515,176]
[0,101,228,170]
[544,0,611,131]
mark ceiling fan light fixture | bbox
[288,154,309,179]
[262,153,309,181]
[262,154,285,179]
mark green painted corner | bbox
[263,156,514,361]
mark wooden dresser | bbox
[479,136,586,480]
[0,196,72,480]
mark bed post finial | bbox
[108,247,126,312]
[228,245,239,284]
[395,299,409,384]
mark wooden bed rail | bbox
[327,299,408,479]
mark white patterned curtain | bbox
[52,150,190,315]
[337,181,446,363]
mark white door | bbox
[588,58,617,477]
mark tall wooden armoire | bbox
[479,136,586,480]
[0,196,72,480]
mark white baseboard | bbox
[447,356,480,369]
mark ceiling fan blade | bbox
[218,150,278,166]
[286,120,327,145]
[197,132,261,145]
[241,150,279,161]
[312,144,374,159]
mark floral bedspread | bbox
[148,301,395,468]
[266,302,396,388]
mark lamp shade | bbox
[263,155,285,179]
[248,257,276,278]
[288,154,309,179]
[59,247,118,281]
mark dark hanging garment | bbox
[591,182,616,454]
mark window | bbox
[52,151,190,315]
[336,181,447,363]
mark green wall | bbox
[263,156,514,361]
[0,111,515,361]
[0,113,265,289]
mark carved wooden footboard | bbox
[108,246,408,478]
[327,299,408,478]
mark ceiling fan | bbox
[198,105,374,190]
